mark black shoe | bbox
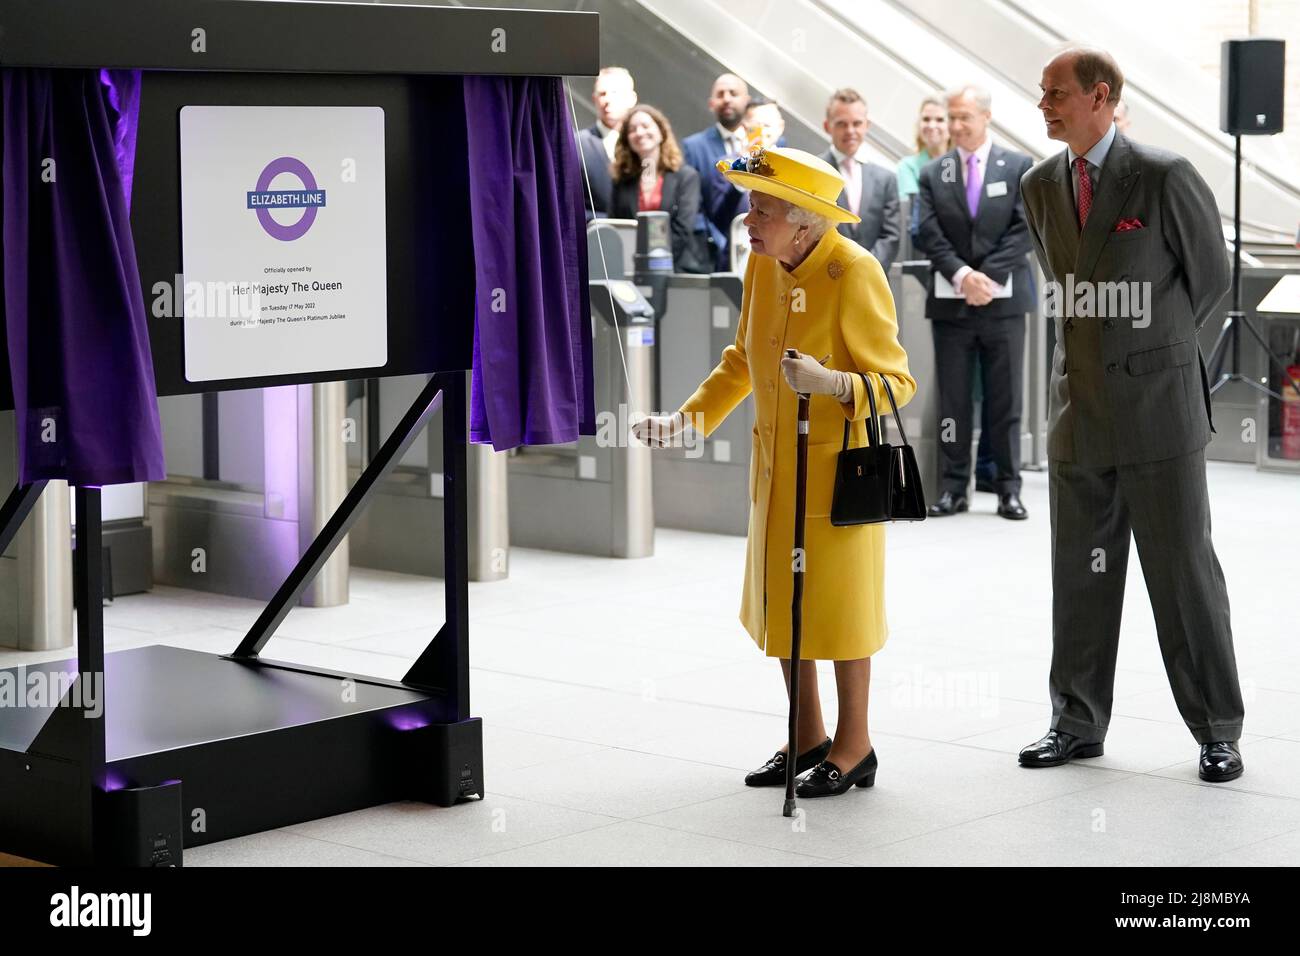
[928,491,969,517]
[975,476,996,494]
[1018,729,1104,767]
[795,749,878,797]
[997,493,1028,520]
[744,737,832,787]
[1199,741,1244,782]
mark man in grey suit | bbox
[819,88,901,272]
[1018,48,1245,782]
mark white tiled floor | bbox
[4,459,1297,866]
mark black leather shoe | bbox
[1018,729,1103,767]
[796,749,878,797]
[928,491,969,517]
[1199,741,1244,782]
[744,737,832,787]
[997,493,1028,520]
[975,476,996,494]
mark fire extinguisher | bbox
[1282,365,1300,460]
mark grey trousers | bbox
[1048,448,1244,745]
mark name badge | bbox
[986,181,1008,198]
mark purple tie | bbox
[966,152,981,218]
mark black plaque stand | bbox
[0,375,481,865]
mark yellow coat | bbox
[676,228,916,660]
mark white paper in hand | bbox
[934,271,1013,300]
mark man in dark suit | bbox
[578,66,637,220]
[682,73,751,270]
[1018,48,1244,781]
[819,88,900,273]
[915,85,1033,520]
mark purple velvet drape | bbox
[463,75,595,449]
[1,68,164,485]
[100,69,142,209]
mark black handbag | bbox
[830,372,927,526]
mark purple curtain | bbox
[1,68,164,486]
[463,75,595,449]
[100,69,142,209]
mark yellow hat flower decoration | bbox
[717,146,860,224]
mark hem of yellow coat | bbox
[741,615,889,661]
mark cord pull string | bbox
[564,77,637,413]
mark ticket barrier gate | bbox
[647,271,753,536]
[729,214,750,274]
[506,278,656,557]
[0,416,73,651]
[589,218,637,280]
[892,197,942,505]
[149,383,350,604]
[587,213,755,537]
[346,372,509,581]
[895,259,941,506]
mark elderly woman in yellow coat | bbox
[634,146,916,798]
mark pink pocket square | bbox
[1113,217,1145,232]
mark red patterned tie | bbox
[1074,156,1092,229]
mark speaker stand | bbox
[1207,134,1300,401]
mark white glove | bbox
[631,412,687,448]
[780,351,853,399]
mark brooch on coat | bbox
[827,259,845,279]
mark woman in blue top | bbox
[894,95,949,198]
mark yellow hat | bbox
[717,146,860,224]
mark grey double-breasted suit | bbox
[1020,129,1244,744]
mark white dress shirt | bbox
[956,135,993,187]
[597,121,618,162]
[1067,121,1117,208]
[716,122,747,158]
[828,144,866,218]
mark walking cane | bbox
[784,349,811,817]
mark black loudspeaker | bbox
[1220,38,1285,135]
[95,781,184,866]
[408,717,484,807]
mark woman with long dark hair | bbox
[609,104,708,274]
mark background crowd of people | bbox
[578,67,1138,518]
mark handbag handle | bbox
[878,376,911,448]
[841,371,881,452]
[840,372,912,451]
